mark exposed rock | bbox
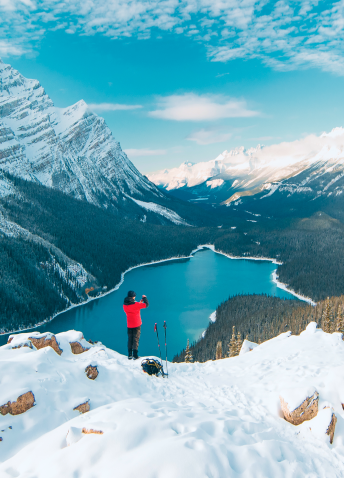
[326,410,337,444]
[12,343,33,350]
[0,392,35,416]
[82,428,103,435]
[29,335,63,356]
[73,401,90,414]
[280,391,319,425]
[7,337,13,344]
[70,342,90,354]
[85,365,98,380]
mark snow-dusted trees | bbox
[236,332,243,355]
[335,305,344,337]
[228,326,237,357]
[322,298,332,333]
[185,339,193,363]
[228,326,243,357]
[173,295,344,363]
[216,341,222,360]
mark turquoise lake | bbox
[0,248,298,357]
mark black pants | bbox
[128,326,141,351]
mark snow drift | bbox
[1,324,344,477]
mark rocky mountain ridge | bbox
[0,59,192,225]
[148,129,344,210]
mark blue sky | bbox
[1,0,344,172]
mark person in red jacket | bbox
[123,290,149,360]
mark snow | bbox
[209,311,217,323]
[129,197,190,226]
[148,127,344,202]
[1,325,344,477]
[239,339,259,355]
[206,178,224,188]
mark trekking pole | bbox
[154,323,163,363]
[163,321,168,377]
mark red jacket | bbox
[123,297,148,328]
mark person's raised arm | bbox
[140,295,149,308]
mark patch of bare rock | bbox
[325,409,337,444]
[70,341,90,354]
[29,336,63,355]
[82,428,103,435]
[280,390,319,425]
[8,333,63,355]
[73,400,90,414]
[280,389,337,444]
[0,392,35,416]
[85,365,98,380]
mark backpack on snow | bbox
[141,358,164,376]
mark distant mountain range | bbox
[0,59,198,226]
[148,129,344,214]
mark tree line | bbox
[173,294,344,363]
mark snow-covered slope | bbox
[129,197,190,225]
[1,324,344,477]
[0,59,176,219]
[149,129,344,206]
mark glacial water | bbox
[0,248,299,357]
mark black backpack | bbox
[141,358,164,376]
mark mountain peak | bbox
[0,60,165,218]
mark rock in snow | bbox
[1,324,344,477]
[280,388,319,425]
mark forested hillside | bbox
[2,174,344,335]
[213,212,344,301]
[174,294,344,362]
[0,176,223,333]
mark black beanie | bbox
[128,290,136,298]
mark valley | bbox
[1,53,344,478]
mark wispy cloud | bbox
[149,94,259,121]
[187,128,232,145]
[2,0,344,75]
[0,40,26,56]
[88,103,142,112]
[124,148,167,157]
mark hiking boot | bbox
[128,349,133,360]
[133,349,139,360]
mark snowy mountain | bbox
[148,129,344,208]
[1,324,344,477]
[0,59,191,225]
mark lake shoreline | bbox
[0,244,315,340]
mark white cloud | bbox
[88,103,142,112]
[2,0,344,75]
[149,94,259,121]
[187,128,232,145]
[124,148,167,157]
[0,40,26,56]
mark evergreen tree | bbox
[228,326,237,357]
[216,341,222,360]
[185,339,193,363]
[322,298,332,333]
[236,332,242,355]
[335,305,344,337]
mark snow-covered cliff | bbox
[0,59,167,214]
